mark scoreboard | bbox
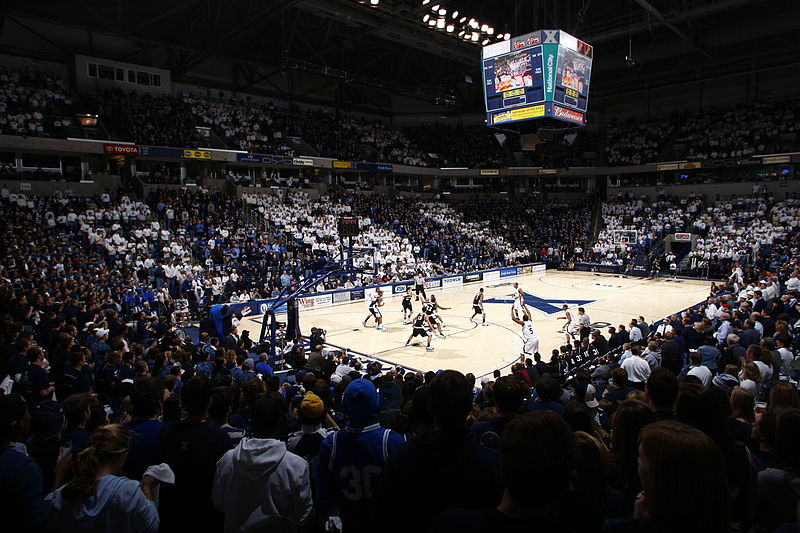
[482,29,593,127]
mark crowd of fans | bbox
[677,97,799,161]
[603,97,800,166]
[86,90,198,149]
[604,119,671,166]
[1,64,798,170]
[2,221,800,531]
[524,200,593,263]
[0,68,74,139]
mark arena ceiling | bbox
[1,0,798,115]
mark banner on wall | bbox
[333,292,350,304]
[237,153,264,163]
[299,294,333,310]
[464,273,483,283]
[104,144,139,155]
[139,146,184,158]
[183,149,212,160]
[500,267,517,277]
[394,284,413,294]
[483,271,500,281]
[442,276,463,287]
[350,289,365,301]
[424,279,442,289]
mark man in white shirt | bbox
[786,271,800,292]
[621,347,651,388]
[687,351,712,386]
[629,319,643,345]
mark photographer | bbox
[309,327,326,352]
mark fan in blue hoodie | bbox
[46,424,160,533]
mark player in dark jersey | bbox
[422,295,450,338]
[401,287,413,324]
[362,288,386,331]
[470,287,487,326]
[405,311,435,351]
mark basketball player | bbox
[405,311,435,351]
[363,288,387,331]
[401,287,414,324]
[558,304,575,342]
[511,307,540,360]
[414,271,426,302]
[470,288,488,326]
[423,295,450,338]
[511,282,528,319]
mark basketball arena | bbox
[1,1,799,532]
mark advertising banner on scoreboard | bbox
[491,104,546,125]
[292,157,314,166]
[237,153,264,163]
[674,233,692,241]
[542,44,558,102]
[483,271,501,281]
[501,267,517,278]
[333,161,352,169]
[551,104,585,125]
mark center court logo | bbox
[483,293,596,315]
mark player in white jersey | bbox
[511,282,528,319]
[363,288,387,331]
[557,304,575,341]
[511,307,539,358]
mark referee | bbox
[414,271,426,302]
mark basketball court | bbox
[237,271,710,378]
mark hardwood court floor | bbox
[238,271,711,379]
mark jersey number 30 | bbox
[340,465,382,501]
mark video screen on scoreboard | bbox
[483,47,544,113]
[553,47,592,111]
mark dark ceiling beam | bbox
[127,0,202,34]
[6,15,67,55]
[584,0,762,44]
[176,0,299,76]
[631,0,714,61]
[71,0,116,34]
[351,49,391,76]
[298,0,462,63]
[572,0,593,34]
